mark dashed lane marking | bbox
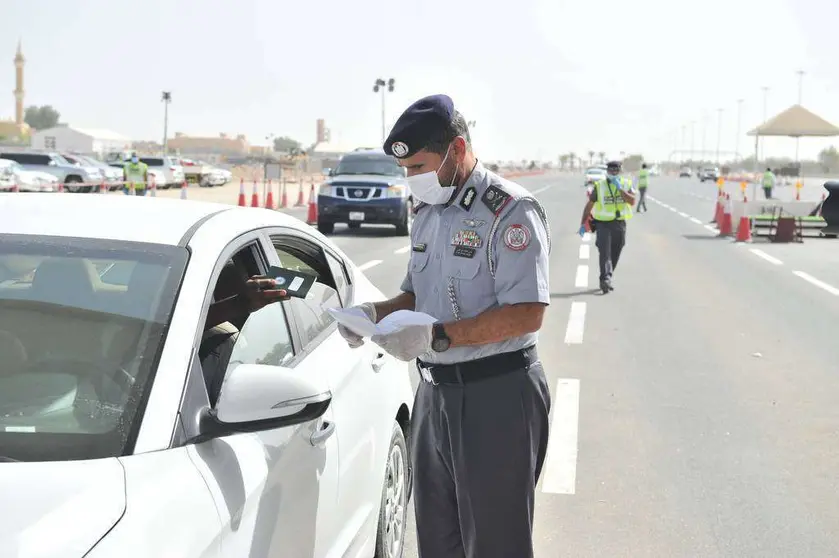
[574,265,589,288]
[541,378,581,495]
[579,244,590,260]
[749,249,783,266]
[357,259,383,271]
[564,301,586,344]
[394,246,410,254]
[793,271,839,296]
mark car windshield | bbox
[335,155,405,176]
[0,236,188,462]
[51,153,73,165]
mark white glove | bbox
[338,302,377,349]
[371,324,433,362]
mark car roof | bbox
[0,194,312,246]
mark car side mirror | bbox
[199,363,332,438]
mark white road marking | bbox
[531,184,553,195]
[357,259,383,271]
[394,246,410,254]
[704,224,717,232]
[579,244,590,260]
[669,207,678,212]
[574,265,589,288]
[793,271,839,296]
[690,217,702,224]
[541,378,581,495]
[678,211,689,218]
[749,249,783,266]
[581,232,592,243]
[564,301,587,344]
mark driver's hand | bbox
[244,275,290,311]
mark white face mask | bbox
[406,146,458,205]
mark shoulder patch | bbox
[503,224,531,251]
[481,184,511,215]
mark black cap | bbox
[383,94,455,159]
[606,160,621,169]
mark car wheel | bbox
[317,221,334,235]
[64,176,85,193]
[394,200,413,236]
[375,421,409,558]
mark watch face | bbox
[432,337,450,352]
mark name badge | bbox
[412,243,427,252]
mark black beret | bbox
[606,160,622,169]
[383,94,455,159]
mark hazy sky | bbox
[3,0,839,162]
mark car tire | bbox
[64,176,85,193]
[375,421,409,558]
[394,200,413,236]
[317,221,334,235]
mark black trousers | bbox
[411,357,551,558]
[763,186,773,199]
[594,220,626,282]
[636,187,648,211]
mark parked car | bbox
[108,155,185,190]
[0,194,414,558]
[699,167,720,182]
[0,158,59,192]
[61,153,123,191]
[679,167,693,178]
[317,149,413,235]
[585,166,607,185]
[0,150,103,193]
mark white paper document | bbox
[327,307,437,337]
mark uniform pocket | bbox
[443,258,479,280]
[410,252,430,273]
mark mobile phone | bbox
[266,266,317,299]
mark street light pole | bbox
[690,120,696,164]
[716,108,723,165]
[373,78,395,143]
[761,86,769,162]
[681,124,687,164]
[701,111,707,165]
[795,70,805,162]
[161,91,171,154]
[735,99,744,162]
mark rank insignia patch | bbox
[451,229,482,248]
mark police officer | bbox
[579,160,635,294]
[762,167,776,199]
[123,152,149,196]
[636,162,649,212]
[337,94,552,558]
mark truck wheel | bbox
[317,221,334,235]
[394,200,413,236]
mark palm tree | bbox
[569,152,577,170]
[598,151,606,164]
[588,151,595,165]
[559,154,569,170]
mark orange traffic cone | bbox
[57,182,64,193]
[100,179,107,194]
[250,180,260,207]
[280,180,288,208]
[265,179,274,209]
[237,178,246,206]
[306,184,317,225]
[180,180,188,199]
[295,182,306,207]
[712,195,723,224]
[735,216,752,242]
[150,177,157,197]
[718,194,733,236]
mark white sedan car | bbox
[0,194,414,558]
[0,158,58,192]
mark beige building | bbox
[167,132,251,156]
[0,41,31,141]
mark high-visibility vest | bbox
[763,171,775,188]
[593,177,633,221]
[124,162,148,189]
[638,169,649,188]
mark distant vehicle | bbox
[0,194,414,558]
[0,158,58,192]
[61,153,123,191]
[317,149,413,235]
[585,167,607,185]
[0,150,103,193]
[679,167,693,178]
[648,165,661,176]
[699,167,720,183]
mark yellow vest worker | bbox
[636,164,650,213]
[123,153,149,196]
[762,168,775,200]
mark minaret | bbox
[14,40,24,131]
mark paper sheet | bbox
[327,307,437,337]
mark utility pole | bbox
[761,86,769,162]
[701,111,707,166]
[681,124,687,164]
[690,120,696,164]
[373,78,395,143]
[716,108,723,165]
[795,70,805,162]
[161,91,171,154]
[735,99,744,162]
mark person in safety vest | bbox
[636,162,649,212]
[579,160,636,294]
[762,167,775,200]
[122,152,149,196]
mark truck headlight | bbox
[386,184,407,198]
[318,184,333,196]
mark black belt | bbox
[416,345,538,385]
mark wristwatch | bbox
[431,323,451,352]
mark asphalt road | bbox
[167,173,839,556]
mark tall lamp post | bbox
[735,99,744,162]
[373,78,395,143]
[760,86,769,162]
[715,108,724,165]
[161,91,172,154]
[795,70,805,162]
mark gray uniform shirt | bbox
[401,161,551,364]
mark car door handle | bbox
[371,352,386,372]
[310,420,336,447]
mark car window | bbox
[275,247,318,276]
[0,237,188,462]
[326,252,351,306]
[226,301,295,372]
[139,158,164,166]
[335,155,404,176]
